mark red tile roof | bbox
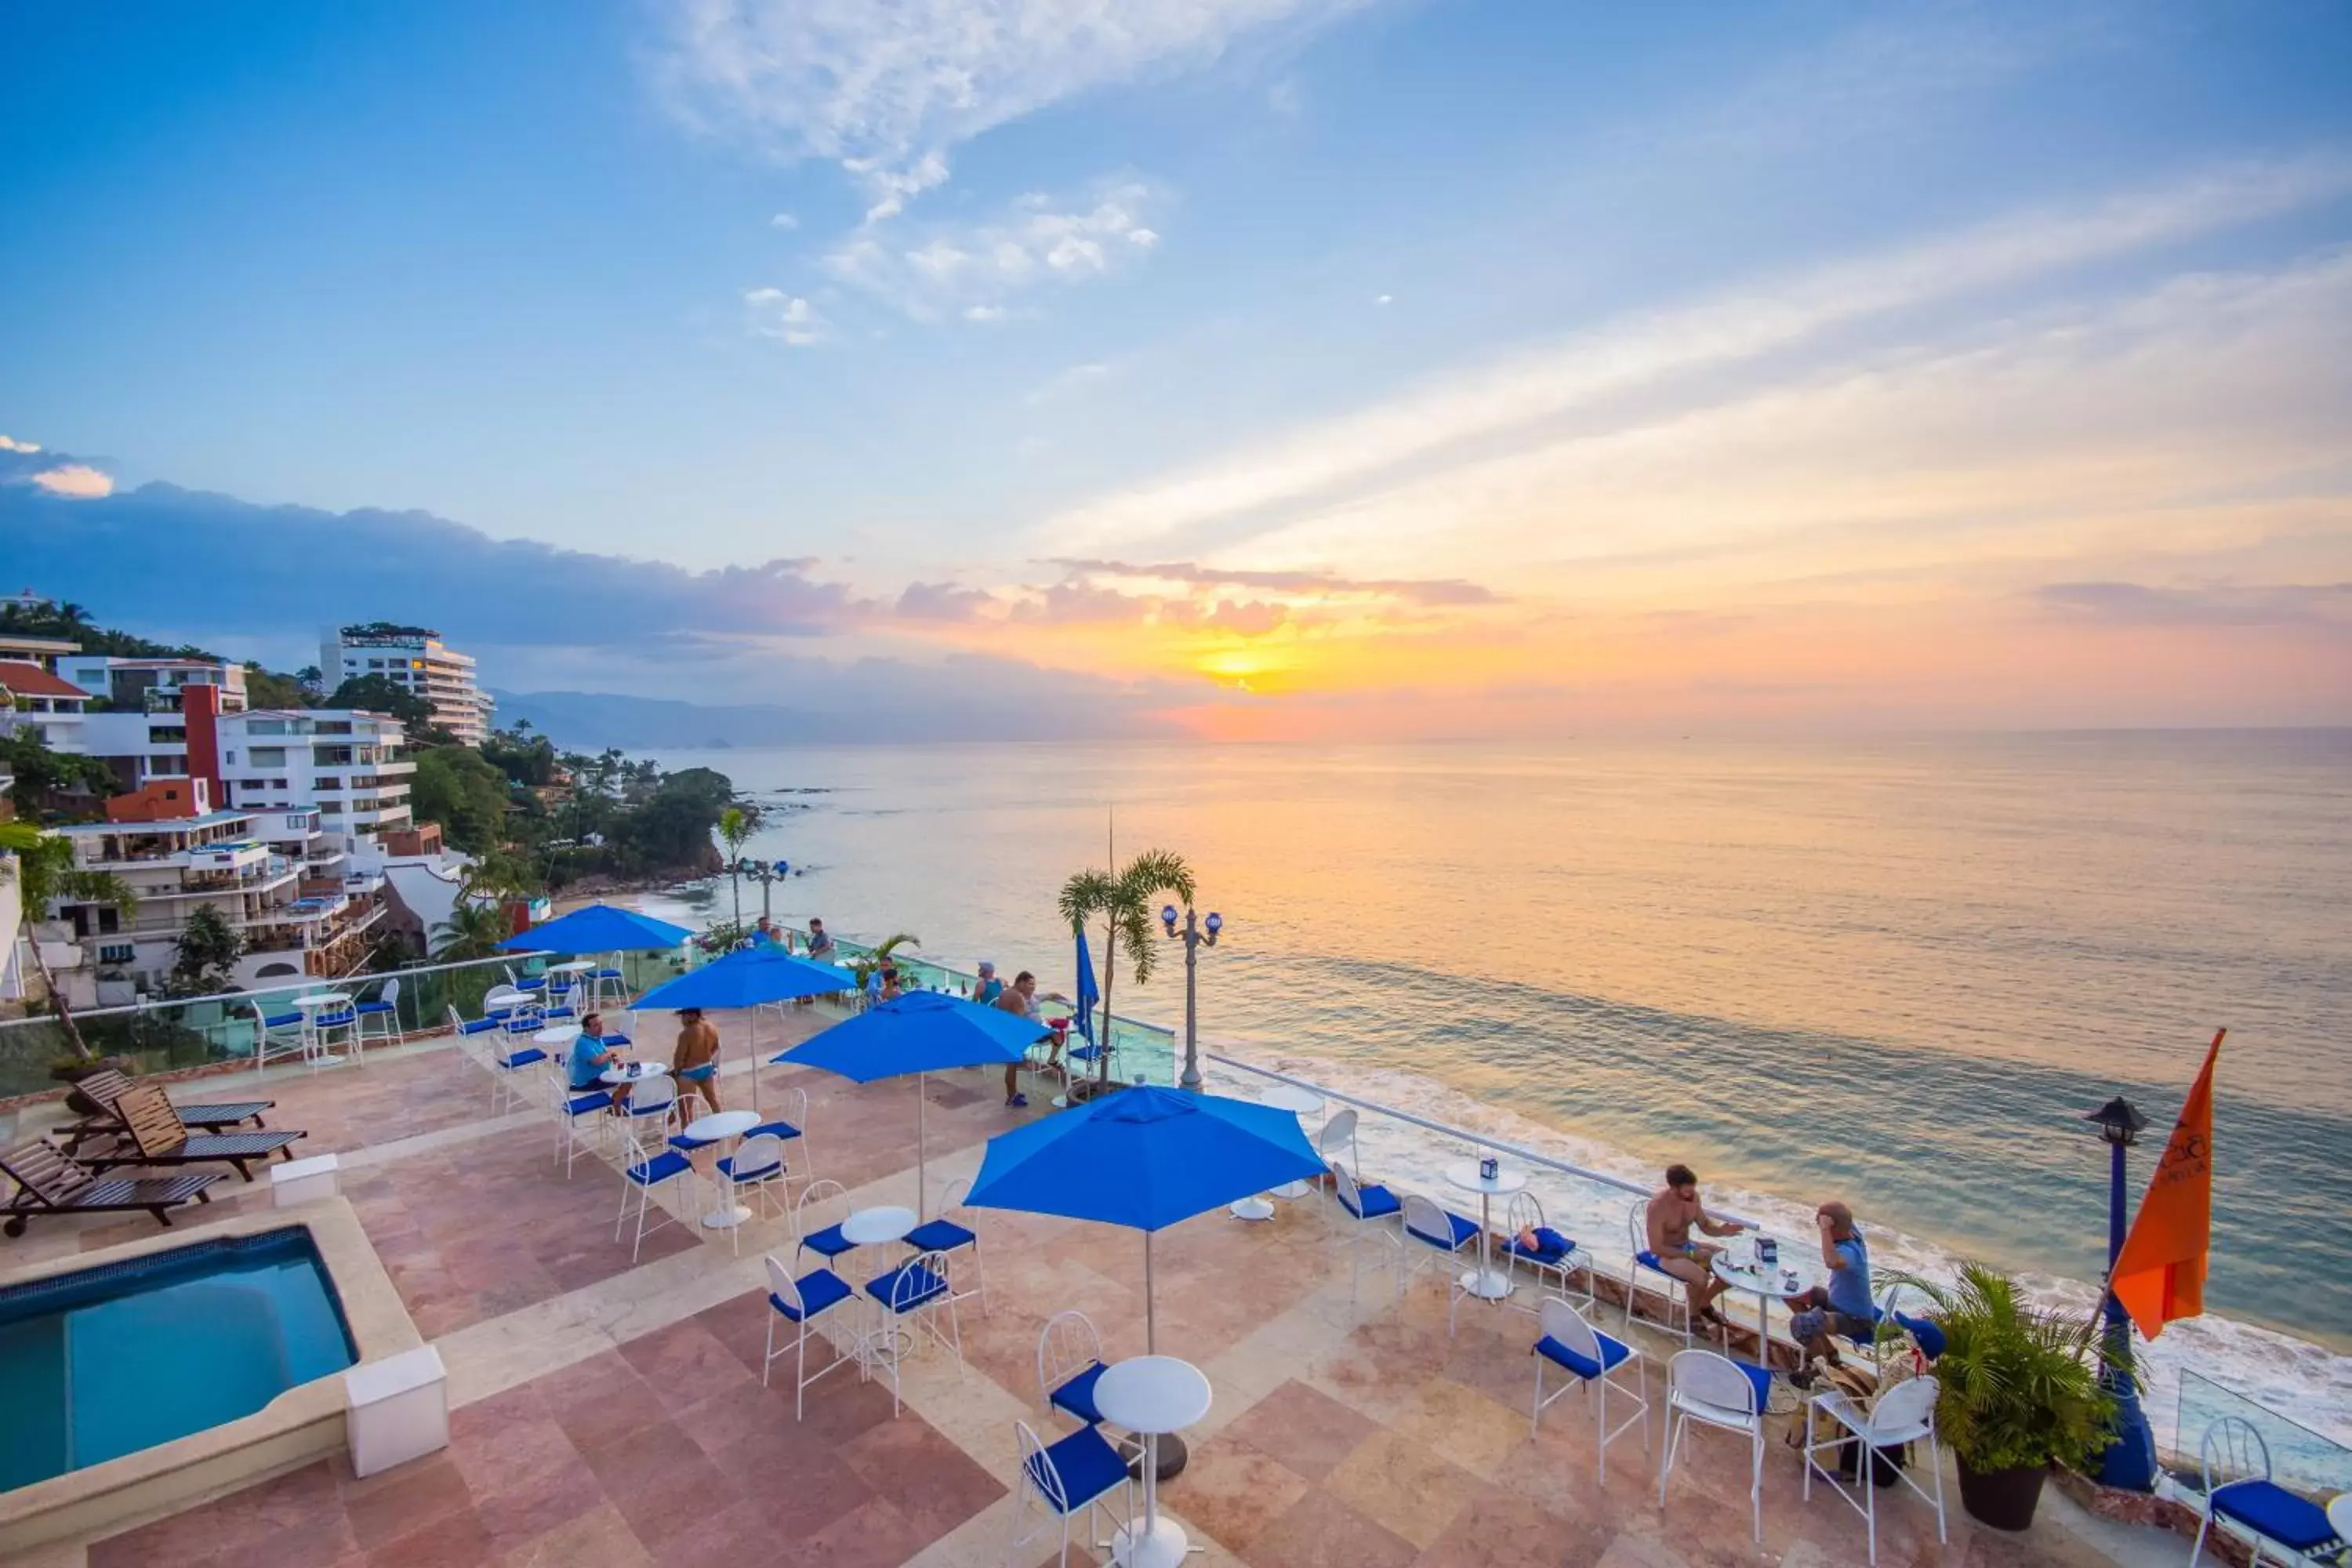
[0,661,89,699]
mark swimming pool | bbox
[0,1227,357,1493]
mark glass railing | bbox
[2170,1369,2352,1500]
[761,924,1181,1088]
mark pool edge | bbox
[0,1196,420,1555]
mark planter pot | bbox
[1957,1460,2047,1531]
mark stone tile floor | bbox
[6,1013,2181,1566]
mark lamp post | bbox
[735,858,790,927]
[1160,904,1222,1093]
[2082,1094,2157,1492]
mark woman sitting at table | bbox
[569,1012,630,1110]
[672,1007,721,1115]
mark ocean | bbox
[636,731,2352,1450]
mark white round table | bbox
[289,992,350,1011]
[1232,1084,1327,1218]
[2328,1494,2352,1551]
[1711,1242,1819,1352]
[534,1023,583,1047]
[684,1109,762,1228]
[1444,1160,1526,1301]
[1094,1356,1212,1568]
[841,1206,922,1363]
[600,1060,668,1085]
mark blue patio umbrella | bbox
[775,990,1048,1217]
[1073,926,1101,1049]
[633,945,858,1112]
[967,1085,1325,1350]
[496,902,692,956]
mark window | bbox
[148,725,187,743]
[249,746,286,766]
[98,942,135,964]
[223,750,237,764]
[246,721,286,738]
[368,658,384,670]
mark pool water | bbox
[0,1229,356,1492]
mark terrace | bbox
[0,1000,2204,1568]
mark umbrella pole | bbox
[1145,1229,1156,1353]
[916,1072,928,1219]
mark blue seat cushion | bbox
[866,1262,949,1312]
[354,1000,394,1014]
[456,1018,500,1035]
[1733,1359,1774,1411]
[515,977,547,990]
[565,1091,613,1114]
[1027,1425,1128,1513]
[750,1119,802,1142]
[1049,1360,1109,1425]
[2210,1479,2337,1552]
[542,1005,576,1021]
[599,1033,631,1048]
[1346,1183,1402,1220]
[263,1011,303,1029]
[771,1268,851,1323]
[717,1151,782,1181]
[593,967,622,979]
[626,1150,691,1186]
[497,1047,548,1069]
[315,1011,358,1027]
[1506,1226,1577,1265]
[1536,1328,1633,1381]
[1408,1209,1479,1250]
[906,1217,975,1253]
[800,1222,854,1258]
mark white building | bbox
[320,624,492,745]
[60,654,249,714]
[0,660,92,751]
[32,779,390,1002]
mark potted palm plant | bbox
[1900,1263,2119,1531]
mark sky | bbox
[2,0,2349,739]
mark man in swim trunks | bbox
[1646,1163,1746,1330]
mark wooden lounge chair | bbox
[56,1068,274,1152]
[78,1083,306,1181]
[0,1138,223,1237]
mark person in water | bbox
[1645,1163,1746,1330]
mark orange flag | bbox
[2110,1029,2223,1339]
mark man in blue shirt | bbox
[568,1012,629,1108]
[1785,1200,1873,1382]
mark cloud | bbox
[1045,557,1500,606]
[28,463,113,499]
[2034,582,2352,628]
[1202,599,1289,637]
[743,287,826,345]
[655,0,1371,212]
[0,435,40,452]
[1025,361,1112,406]
[769,212,799,230]
[1374,293,1392,306]
[895,581,996,621]
[824,180,1165,320]
[1041,154,2352,551]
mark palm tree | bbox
[431,898,511,962]
[844,933,922,1001]
[717,805,753,930]
[1057,848,1193,1093]
[1,822,140,1060]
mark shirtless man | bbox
[1646,1163,1745,1329]
[994,970,1039,1109]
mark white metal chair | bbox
[1624,1200,1695,1345]
[550,1069,612,1178]
[1007,1417,1134,1568]
[354,977,402,1048]
[760,1253,855,1420]
[1659,1348,1769,1542]
[749,1084,812,1192]
[307,1002,359,1070]
[479,1011,550,1116]
[1800,1374,1946,1564]
[481,982,533,1020]
[614,1128,691,1262]
[1316,1107,1361,1181]
[1532,1296,1649,1479]
[712,1131,789,1254]
[862,1247,964,1417]
[622,1073,682,1145]
[249,1003,309,1074]
[1401,1192,1480,1335]
[1036,1308,1109,1433]
[793,1178,855,1264]
[906,1178,988,1316]
[1328,1160,1406,1302]
[1501,1190,1592,1312]
[2191,1416,2341,1566]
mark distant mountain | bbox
[488,684,1171,750]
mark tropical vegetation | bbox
[167,904,243,996]
[1896,1262,2118,1475]
[1057,848,1193,1092]
[0,820,139,1058]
